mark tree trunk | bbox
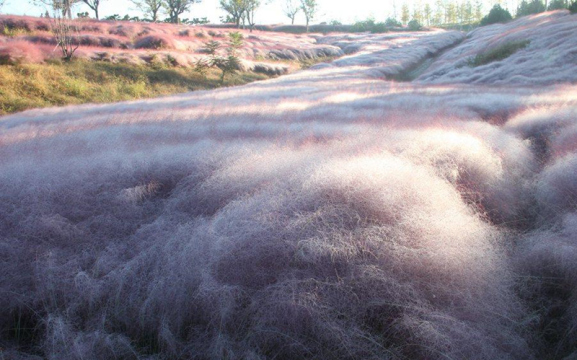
[63,0,72,19]
[306,18,309,32]
[95,7,99,20]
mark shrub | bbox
[570,0,577,12]
[195,33,243,84]
[183,17,210,25]
[104,14,121,21]
[468,40,530,67]
[385,17,402,27]
[480,4,513,26]
[351,19,389,33]
[351,19,376,32]
[408,19,422,30]
[371,22,388,33]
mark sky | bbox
[2,0,400,25]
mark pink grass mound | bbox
[134,34,179,50]
[0,39,45,64]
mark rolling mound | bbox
[0,15,344,74]
[417,10,577,85]
[1,11,577,360]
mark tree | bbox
[412,3,423,23]
[474,0,483,22]
[446,1,457,23]
[408,18,422,30]
[164,0,199,24]
[480,3,512,25]
[131,0,163,21]
[299,0,317,32]
[80,0,106,20]
[462,0,473,24]
[195,32,244,84]
[570,0,577,12]
[50,9,79,61]
[220,0,245,27]
[516,0,545,17]
[282,0,299,24]
[433,0,444,25]
[547,0,566,9]
[243,0,260,31]
[423,3,432,25]
[401,2,410,24]
[0,0,5,13]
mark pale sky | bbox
[2,0,401,25]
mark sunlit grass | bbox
[0,59,271,115]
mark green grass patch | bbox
[468,40,530,67]
[0,59,271,115]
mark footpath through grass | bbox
[0,60,271,116]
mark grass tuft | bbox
[468,40,530,67]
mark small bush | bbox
[408,19,422,30]
[468,40,530,67]
[569,0,577,12]
[351,19,389,33]
[371,22,388,33]
[385,17,402,27]
[480,4,513,26]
